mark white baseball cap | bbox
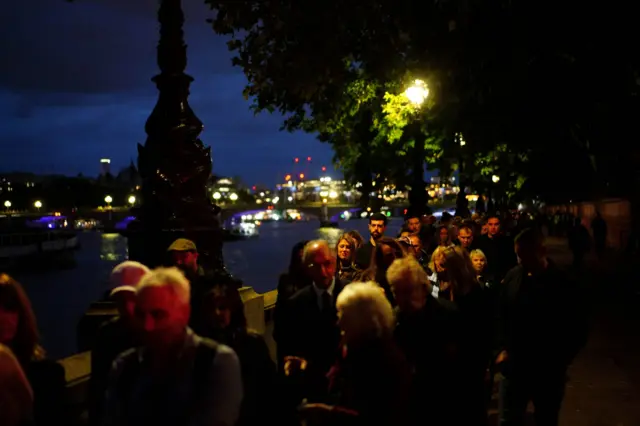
[109,261,150,297]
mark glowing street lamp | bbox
[229,193,238,201]
[213,192,221,200]
[491,175,500,183]
[404,79,429,106]
[128,195,136,205]
[4,200,11,209]
[34,200,42,210]
[104,195,113,205]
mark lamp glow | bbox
[404,79,429,106]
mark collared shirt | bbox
[312,278,335,311]
[102,328,243,426]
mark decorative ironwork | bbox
[127,0,230,280]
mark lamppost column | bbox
[126,0,232,282]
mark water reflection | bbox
[100,233,128,262]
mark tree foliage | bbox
[206,0,640,204]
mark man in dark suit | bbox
[278,240,341,402]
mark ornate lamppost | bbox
[126,0,230,280]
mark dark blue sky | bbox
[0,0,334,187]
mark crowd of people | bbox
[0,209,591,426]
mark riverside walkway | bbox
[487,237,640,426]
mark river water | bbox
[15,218,404,359]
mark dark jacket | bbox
[88,317,137,426]
[495,261,589,374]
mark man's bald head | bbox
[303,240,336,289]
[302,240,331,265]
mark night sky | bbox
[0,0,334,187]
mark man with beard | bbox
[355,213,388,269]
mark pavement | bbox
[488,237,640,426]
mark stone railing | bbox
[58,287,278,422]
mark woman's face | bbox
[205,297,232,330]
[439,228,449,244]
[0,307,19,345]
[471,254,486,273]
[337,239,352,261]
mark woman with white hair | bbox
[300,282,411,426]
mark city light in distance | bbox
[299,173,305,179]
[128,195,136,205]
[287,196,293,202]
[104,195,113,204]
[294,157,299,163]
[4,200,11,208]
[229,193,238,201]
[34,200,42,209]
[307,156,312,162]
[285,174,291,181]
[213,192,221,200]
[492,175,500,183]
[321,166,327,172]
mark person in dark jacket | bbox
[88,261,150,426]
[475,215,517,283]
[199,285,277,426]
[495,229,588,426]
[386,257,460,426]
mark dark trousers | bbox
[499,371,566,426]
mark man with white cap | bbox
[88,261,150,426]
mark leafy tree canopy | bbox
[206,0,639,201]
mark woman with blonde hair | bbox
[0,274,65,425]
[0,343,33,426]
[335,233,360,285]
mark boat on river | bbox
[0,216,78,270]
[223,222,259,241]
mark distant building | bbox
[100,158,111,176]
